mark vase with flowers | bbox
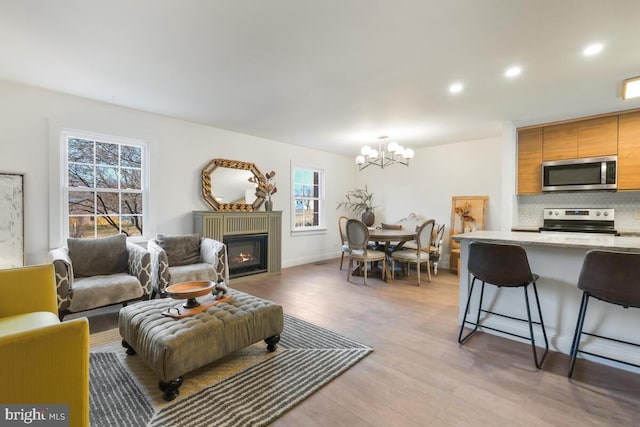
[249,170,277,211]
[336,185,378,226]
[454,201,475,233]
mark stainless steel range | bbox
[539,208,618,235]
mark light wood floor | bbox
[83,260,640,426]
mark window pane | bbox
[96,142,119,166]
[121,193,143,215]
[69,191,94,215]
[96,191,119,215]
[121,168,142,190]
[69,216,95,238]
[68,138,94,163]
[68,164,94,187]
[96,166,119,189]
[303,170,313,185]
[122,215,143,237]
[121,145,142,168]
[96,216,120,237]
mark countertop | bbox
[452,230,640,252]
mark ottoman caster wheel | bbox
[122,340,136,356]
[265,334,280,352]
[159,377,183,401]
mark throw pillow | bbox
[67,234,129,278]
[156,234,201,267]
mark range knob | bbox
[604,211,609,217]
[596,211,601,216]
[554,211,560,216]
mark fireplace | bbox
[225,234,268,279]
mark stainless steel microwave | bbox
[542,156,617,192]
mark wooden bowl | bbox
[166,281,215,308]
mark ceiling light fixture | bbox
[355,136,414,171]
[449,82,463,94]
[505,66,522,78]
[583,43,603,56]
[622,76,640,100]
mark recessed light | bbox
[449,83,463,94]
[622,76,640,100]
[583,43,603,56]
[505,66,522,78]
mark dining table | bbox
[366,227,418,281]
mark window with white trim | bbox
[62,131,148,239]
[291,166,324,231]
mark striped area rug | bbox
[90,314,372,427]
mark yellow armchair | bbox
[0,265,89,427]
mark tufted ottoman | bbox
[119,288,283,401]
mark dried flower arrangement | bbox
[455,202,475,222]
[249,171,277,203]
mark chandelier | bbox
[355,136,415,171]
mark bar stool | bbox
[457,242,549,368]
[568,250,640,377]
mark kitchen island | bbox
[452,230,640,372]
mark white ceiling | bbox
[1,0,640,156]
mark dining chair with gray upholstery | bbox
[338,215,349,270]
[346,218,387,285]
[390,219,435,285]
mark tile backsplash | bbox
[516,191,640,232]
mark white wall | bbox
[0,80,354,267]
[353,136,505,268]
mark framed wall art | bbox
[0,172,24,268]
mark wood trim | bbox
[516,107,640,131]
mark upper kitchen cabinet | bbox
[542,122,577,161]
[577,116,618,158]
[618,111,640,190]
[517,128,543,194]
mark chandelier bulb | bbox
[403,148,415,159]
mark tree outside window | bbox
[66,135,146,238]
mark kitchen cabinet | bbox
[542,122,577,161]
[618,111,640,190]
[577,116,618,158]
[517,128,543,194]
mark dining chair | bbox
[429,224,446,275]
[346,218,387,285]
[391,219,435,285]
[338,215,349,270]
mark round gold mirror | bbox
[202,159,266,211]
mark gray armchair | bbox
[147,234,229,298]
[46,234,151,320]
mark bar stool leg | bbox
[458,278,485,344]
[532,283,549,362]
[524,283,548,369]
[568,292,590,378]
